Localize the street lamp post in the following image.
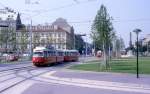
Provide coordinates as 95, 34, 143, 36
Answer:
133, 29, 142, 78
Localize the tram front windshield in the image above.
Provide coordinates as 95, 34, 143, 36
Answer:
33, 52, 43, 57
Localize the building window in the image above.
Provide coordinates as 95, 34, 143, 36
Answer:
58, 45, 61, 49
49, 33, 52, 37
58, 33, 61, 37
41, 33, 44, 37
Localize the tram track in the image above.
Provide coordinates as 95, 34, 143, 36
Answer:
0, 66, 34, 78
0, 60, 75, 93
0, 65, 33, 73
0, 70, 50, 93
0, 65, 51, 93
0, 66, 37, 83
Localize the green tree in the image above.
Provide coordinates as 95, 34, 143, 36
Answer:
19, 30, 28, 53
91, 24, 103, 52
0, 27, 16, 52
91, 4, 115, 69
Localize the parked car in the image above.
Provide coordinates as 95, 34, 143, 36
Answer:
96, 50, 102, 57
2, 53, 19, 61
0, 53, 2, 56
2, 53, 10, 57
6, 54, 19, 61
23, 53, 30, 57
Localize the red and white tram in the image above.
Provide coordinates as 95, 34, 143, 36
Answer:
32, 46, 79, 66
32, 46, 64, 66
64, 50, 79, 62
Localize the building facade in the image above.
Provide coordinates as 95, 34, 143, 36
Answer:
16, 18, 75, 53
142, 34, 150, 53
0, 16, 76, 53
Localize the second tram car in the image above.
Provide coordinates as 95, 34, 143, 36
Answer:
64, 50, 79, 62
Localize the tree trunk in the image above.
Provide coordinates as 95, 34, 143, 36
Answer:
105, 43, 110, 69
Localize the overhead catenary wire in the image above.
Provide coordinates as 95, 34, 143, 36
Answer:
31, 18, 150, 26
23, 0, 97, 20
1, 0, 150, 24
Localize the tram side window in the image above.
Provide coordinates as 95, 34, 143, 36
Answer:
50, 51, 54, 56
61, 52, 63, 56
71, 52, 74, 56
52, 51, 56, 56
73, 52, 76, 56
64, 52, 67, 56
58, 52, 60, 56
67, 52, 70, 56
44, 51, 48, 57
48, 51, 51, 56
58, 52, 61, 56
57, 52, 59, 56
59, 52, 63, 56
64, 52, 66, 56
51, 51, 54, 56
64, 51, 69, 56
33, 52, 43, 57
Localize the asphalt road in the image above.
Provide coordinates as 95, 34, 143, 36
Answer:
0, 59, 150, 94
22, 83, 144, 94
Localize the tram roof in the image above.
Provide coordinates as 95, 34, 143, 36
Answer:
33, 46, 54, 51
63, 49, 78, 52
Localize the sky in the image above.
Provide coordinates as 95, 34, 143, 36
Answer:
0, 0, 150, 47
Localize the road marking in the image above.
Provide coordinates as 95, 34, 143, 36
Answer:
39, 71, 150, 94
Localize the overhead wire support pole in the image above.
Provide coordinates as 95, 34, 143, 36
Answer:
53, 25, 57, 61
85, 34, 87, 56
29, 20, 32, 59
74, 33, 75, 49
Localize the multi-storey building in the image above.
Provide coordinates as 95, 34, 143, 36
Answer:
0, 14, 76, 53
16, 18, 75, 52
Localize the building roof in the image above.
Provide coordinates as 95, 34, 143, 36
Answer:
52, 18, 71, 27
52, 18, 72, 33
21, 25, 69, 33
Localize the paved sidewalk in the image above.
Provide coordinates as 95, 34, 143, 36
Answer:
40, 70, 150, 94
52, 69, 150, 86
